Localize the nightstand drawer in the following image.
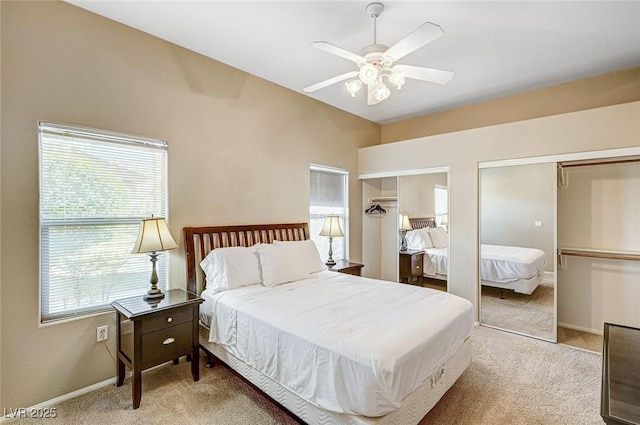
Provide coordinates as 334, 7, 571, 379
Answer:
411, 254, 423, 274
399, 250, 425, 284
141, 307, 192, 334
141, 322, 193, 367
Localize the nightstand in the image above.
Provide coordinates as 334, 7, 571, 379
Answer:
327, 260, 364, 276
112, 289, 203, 409
399, 250, 425, 284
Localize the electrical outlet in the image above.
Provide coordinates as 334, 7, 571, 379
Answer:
96, 325, 108, 342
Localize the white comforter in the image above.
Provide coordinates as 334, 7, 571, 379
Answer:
202, 271, 473, 417
480, 244, 547, 282
421, 244, 547, 283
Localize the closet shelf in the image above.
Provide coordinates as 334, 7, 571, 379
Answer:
367, 196, 397, 204
557, 248, 640, 262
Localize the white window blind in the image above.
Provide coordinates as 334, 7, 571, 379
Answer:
39, 122, 169, 322
310, 165, 349, 262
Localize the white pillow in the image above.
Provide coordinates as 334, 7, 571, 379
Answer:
257, 243, 309, 287
429, 227, 448, 249
405, 228, 433, 250
273, 239, 326, 273
199, 245, 262, 293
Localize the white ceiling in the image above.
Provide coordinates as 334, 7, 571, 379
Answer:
67, 1, 640, 124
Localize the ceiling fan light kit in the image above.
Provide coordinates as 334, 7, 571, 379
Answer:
346, 79, 363, 97
303, 2, 454, 106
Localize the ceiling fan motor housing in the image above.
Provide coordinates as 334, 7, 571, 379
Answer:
366, 2, 384, 18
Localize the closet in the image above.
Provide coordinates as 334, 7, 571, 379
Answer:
557, 157, 640, 350
362, 177, 398, 282
479, 151, 640, 348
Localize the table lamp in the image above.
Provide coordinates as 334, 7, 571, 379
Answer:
399, 214, 412, 251
131, 217, 178, 300
319, 215, 344, 266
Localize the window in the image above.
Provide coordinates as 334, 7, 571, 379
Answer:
435, 184, 448, 226
39, 122, 169, 323
309, 165, 349, 262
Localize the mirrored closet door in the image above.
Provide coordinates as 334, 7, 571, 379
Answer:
398, 172, 449, 291
479, 163, 557, 342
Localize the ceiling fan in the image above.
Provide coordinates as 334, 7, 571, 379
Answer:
303, 2, 454, 105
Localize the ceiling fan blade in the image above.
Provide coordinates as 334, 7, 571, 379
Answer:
392, 64, 454, 85
303, 71, 359, 93
384, 22, 444, 62
367, 83, 382, 106
311, 41, 366, 65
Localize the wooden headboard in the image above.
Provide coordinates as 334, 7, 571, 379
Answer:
409, 217, 437, 230
183, 223, 309, 294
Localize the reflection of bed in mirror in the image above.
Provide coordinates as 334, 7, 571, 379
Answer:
407, 217, 547, 295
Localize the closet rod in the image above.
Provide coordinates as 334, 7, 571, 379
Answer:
559, 158, 640, 168
558, 248, 640, 262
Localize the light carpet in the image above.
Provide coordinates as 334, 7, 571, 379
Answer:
481, 279, 555, 341
6, 326, 603, 425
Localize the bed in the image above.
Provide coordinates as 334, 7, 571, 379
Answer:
184, 222, 474, 425
407, 217, 547, 295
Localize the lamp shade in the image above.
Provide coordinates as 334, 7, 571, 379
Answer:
440, 213, 448, 225
319, 215, 344, 238
131, 217, 178, 254
399, 214, 413, 231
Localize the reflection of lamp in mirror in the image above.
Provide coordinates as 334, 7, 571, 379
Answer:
440, 213, 448, 231
319, 215, 344, 266
131, 217, 178, 301
399, 214, 413, 251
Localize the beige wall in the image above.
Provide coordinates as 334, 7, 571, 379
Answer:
382, 67, 640, 143
0, 1, 379, 408
398, 173, 448, 219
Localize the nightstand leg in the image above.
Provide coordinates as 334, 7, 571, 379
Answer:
132, 370, 142, 409
117, 358, 125, 386
191, 346, 199, 381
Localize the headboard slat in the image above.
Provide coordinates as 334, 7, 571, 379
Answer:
409, 217, 437, 230
183, 223, 310, 294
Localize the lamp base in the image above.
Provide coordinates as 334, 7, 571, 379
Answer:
325, 259, 336, 266
143, 290, 165, 301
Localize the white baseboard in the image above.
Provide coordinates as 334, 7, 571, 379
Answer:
558, 321, 603, 336
1, 377, 115, 422
0, 361, 179, 423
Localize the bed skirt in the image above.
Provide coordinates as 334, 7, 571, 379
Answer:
198, 325, 471, 425
480, 271, 545, 295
